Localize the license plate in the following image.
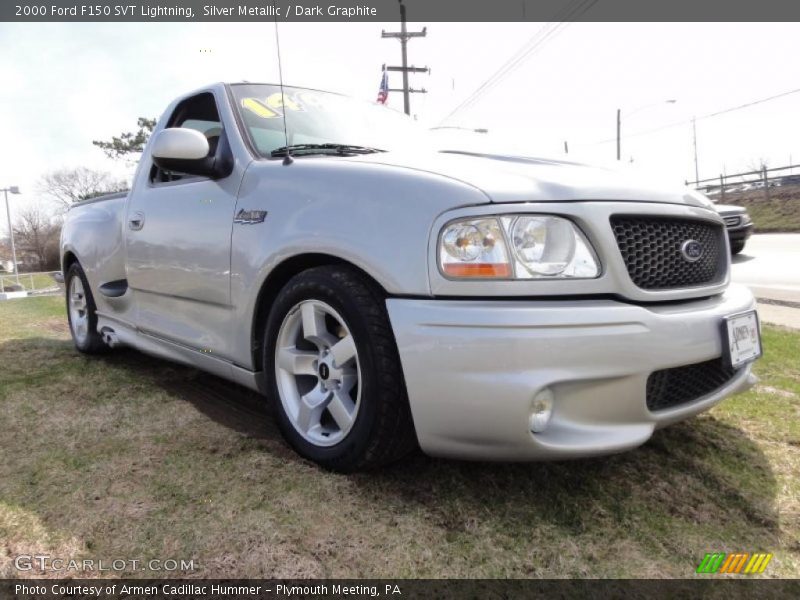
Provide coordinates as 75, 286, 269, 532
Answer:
722, 310, 762, 369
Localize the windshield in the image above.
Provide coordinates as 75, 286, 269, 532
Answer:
230, 83, 429, 157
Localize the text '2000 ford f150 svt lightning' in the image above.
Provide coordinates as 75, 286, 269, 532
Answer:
61, 82, 762, 471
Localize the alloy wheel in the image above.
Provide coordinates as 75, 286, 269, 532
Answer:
274, 300, 361, 446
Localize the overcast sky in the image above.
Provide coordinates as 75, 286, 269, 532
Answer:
1, 21, 800, 221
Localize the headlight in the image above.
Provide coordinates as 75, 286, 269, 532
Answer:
439, 215, 599, 280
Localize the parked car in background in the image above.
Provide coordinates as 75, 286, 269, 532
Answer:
713, 204, 754, 254
60, 82, 762, 471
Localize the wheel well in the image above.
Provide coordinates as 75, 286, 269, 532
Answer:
62, 251, 78, 273
251, 254, 387, 369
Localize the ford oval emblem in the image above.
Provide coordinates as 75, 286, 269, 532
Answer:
681, 239, 704, 262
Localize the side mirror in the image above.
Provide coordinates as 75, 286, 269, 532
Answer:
151, 128, 232, 179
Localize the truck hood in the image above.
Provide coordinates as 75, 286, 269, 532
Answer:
713, 203, 747, 215
346, 150, 713, 209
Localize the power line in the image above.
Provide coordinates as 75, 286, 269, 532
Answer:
705, 86, 800, 118
440, 5, 578, 122
440, 0, 599, 124
587, 85, 800, 146
438, 23, 558, 123
439, 22, 564, 122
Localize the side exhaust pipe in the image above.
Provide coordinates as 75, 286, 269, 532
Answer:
101, 328, 120, 348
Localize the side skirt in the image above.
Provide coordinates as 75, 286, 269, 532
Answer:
95, 314, 266, 394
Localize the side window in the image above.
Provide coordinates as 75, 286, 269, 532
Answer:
150, 93, 223, 184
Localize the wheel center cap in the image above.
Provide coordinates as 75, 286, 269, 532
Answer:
318, 363, 330, 380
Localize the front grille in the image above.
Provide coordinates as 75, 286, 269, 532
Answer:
610, 216, 726, 289
646, 357, 737, 412
723, 215, 742, 228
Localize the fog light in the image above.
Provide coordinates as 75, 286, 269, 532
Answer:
529, 388, 554, 433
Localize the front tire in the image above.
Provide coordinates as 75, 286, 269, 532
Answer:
65, 262, 108, 354
730, 240, 746, 255
264, 266, 416, 472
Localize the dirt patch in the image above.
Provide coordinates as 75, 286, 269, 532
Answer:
756, 385, 798, 399
41, 318, 70, 337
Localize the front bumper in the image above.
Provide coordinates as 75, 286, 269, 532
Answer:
386, 284, 758, 461
727, 223, 754, 242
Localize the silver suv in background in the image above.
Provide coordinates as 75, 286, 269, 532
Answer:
714, 204, 754, 254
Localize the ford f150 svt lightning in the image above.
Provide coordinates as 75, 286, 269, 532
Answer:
61, 83, 762, 471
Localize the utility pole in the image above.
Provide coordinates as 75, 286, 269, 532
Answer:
692, 117, 699, 184
616, 100, 676, 162
381, 0, 428, 115
1, 186, 21, 285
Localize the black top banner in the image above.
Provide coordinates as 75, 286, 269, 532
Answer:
4, 0, 800, 22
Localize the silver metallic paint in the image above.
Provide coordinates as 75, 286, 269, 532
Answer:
386, 284, 757, 460
227, 157, 489, 368
151, 127, 210, 160
60, 82, 758, 461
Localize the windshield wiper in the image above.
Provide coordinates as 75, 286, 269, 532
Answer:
270, 143, 385, 158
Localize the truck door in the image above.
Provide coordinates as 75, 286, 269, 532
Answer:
125, 91, 242, 360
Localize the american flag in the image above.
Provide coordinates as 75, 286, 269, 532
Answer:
377, 67, 389, 104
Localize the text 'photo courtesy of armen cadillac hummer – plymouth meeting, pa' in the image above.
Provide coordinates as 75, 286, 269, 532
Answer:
1, 0, 800, 597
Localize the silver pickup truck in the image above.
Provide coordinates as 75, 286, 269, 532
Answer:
61, 82, 762, 471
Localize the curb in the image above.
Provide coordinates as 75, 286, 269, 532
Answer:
756, 297, 800, 310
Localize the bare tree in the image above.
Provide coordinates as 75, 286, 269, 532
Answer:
0, 238, 12, 271
13, 204, 62, 271
38, 167, 127, 209
747, 157, 770, 173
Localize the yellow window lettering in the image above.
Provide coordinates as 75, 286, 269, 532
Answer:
266, 93, 303, 112
241, 98, 280, 119
296, 91, 325, 110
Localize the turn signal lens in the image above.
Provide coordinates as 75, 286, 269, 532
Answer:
443, 263, 512, 278
440, 218, 511, 279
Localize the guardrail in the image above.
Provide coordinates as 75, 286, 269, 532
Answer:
0, 271, 63, 296
686, 164, 800, 200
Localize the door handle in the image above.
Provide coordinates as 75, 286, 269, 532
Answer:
128, 211, 145, 231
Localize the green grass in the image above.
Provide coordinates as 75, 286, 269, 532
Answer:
747, 199, 800, 233
0, 296, 798, 578
721, 185, 800, 233
0, 295, 66, 339
0, 273, 60, 293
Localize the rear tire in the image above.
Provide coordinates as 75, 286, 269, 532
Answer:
264, 265, 417, 472
730, 240, 746, 255
65, 262, 108, 354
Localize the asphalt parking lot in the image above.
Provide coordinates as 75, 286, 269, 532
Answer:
730, 234, 800, 329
